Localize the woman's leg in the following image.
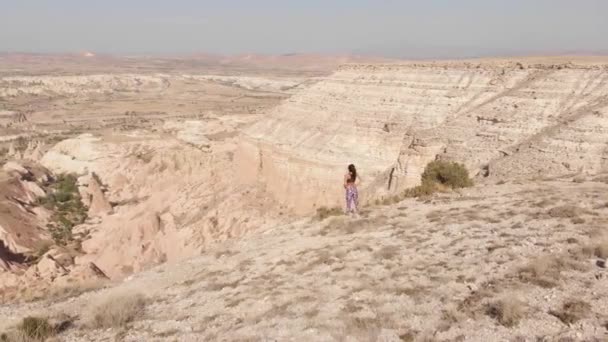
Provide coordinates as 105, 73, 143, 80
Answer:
352, 189, 359, 215
345, 188, 354, 214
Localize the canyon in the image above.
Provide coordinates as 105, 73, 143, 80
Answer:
1, 55, 608, 341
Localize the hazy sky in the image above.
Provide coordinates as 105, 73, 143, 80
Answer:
2, 0, 608, 58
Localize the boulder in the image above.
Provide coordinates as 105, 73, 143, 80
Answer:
2, 161, 29, 177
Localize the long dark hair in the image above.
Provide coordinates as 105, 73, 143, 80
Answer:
348, 164, 357, 182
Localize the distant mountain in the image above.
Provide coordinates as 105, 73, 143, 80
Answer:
0, 52, 395, 75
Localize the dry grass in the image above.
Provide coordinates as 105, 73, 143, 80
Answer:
486, 297, 526, 327
46, 282, 105, 303
155, 329, 180, 338
549, 300, 591, 325
571, 217, 585, 225
336, 311, 398, 341
426, 210, 442, 223
10, 280, 105, 305
582, 238, 608, 259
547, 205, 585, 218
373, 245, 400, 260
1, 316, 60, 342
517, 255, 584, 288
437, 307, 465, 332
316, 206, 343, 220
17, 317, 53, 341
86, 292, 147, 329
0, 331, 40, 342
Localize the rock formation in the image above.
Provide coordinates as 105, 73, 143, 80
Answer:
39, 121, 284, 279
237, 61, 608, 212
86, 174, 112, 217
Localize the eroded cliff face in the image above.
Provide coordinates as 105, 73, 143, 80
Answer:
237, 61, 608, 212
0, 74, 169, 97
37, 118, 285, 279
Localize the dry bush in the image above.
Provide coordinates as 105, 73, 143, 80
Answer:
595, 241, 608, 259
572, 175, 586, 183
18, 280, 106, 304
486, 297, 526, 327
422, 160, 473, 189
581, 238, 608, 259
0, 331, 39, 342
533, 199, 552, 208
547, 205, 584, 219
437, 307, 465, 332
47, 281, 106, 303
87, 292, 147, 329
549, 300, 591, 325
571, 217, 585, 225
426, 210, 443, 222
517, 254, 587, 288
316, 206, 343, 220
380, 195, 402, 206
19, 317, 54, 341
592, 175, 608, 184
402, 181, 439, 199
517, 257, 562, 288
402, 160, 473, 199
336, 311, 397, 342
373, 245, 400, 260
0, 317, 55, 342
319, 216, 374, 235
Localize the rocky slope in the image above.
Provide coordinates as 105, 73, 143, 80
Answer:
2, 177, 607, 341
237, 60, 608, 213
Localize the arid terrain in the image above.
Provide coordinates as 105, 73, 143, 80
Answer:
1, 54, 608, 341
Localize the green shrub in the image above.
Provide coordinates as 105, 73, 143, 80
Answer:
421, 160, 473, 189
19, 316, 55, 340
402, 160, 473, 199
38, 173, 87, 246
54, 192, 73, 203
56, 174, 79, 194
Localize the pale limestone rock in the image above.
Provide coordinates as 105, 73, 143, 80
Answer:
39, 129, 280, 280
87, 174, 112, 217
36, 255, 68, 279
7, 142, 15, 157
236, 61, 608, 212
2, 161, 29, 176
23, 180, 46, 198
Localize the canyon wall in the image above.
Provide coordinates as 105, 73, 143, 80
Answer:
237, 61, 608, 212
38, 120, 284, 279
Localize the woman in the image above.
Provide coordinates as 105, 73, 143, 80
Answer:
344, 164, 360, 216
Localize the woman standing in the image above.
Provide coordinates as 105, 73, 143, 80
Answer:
344, 164, 360, 216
